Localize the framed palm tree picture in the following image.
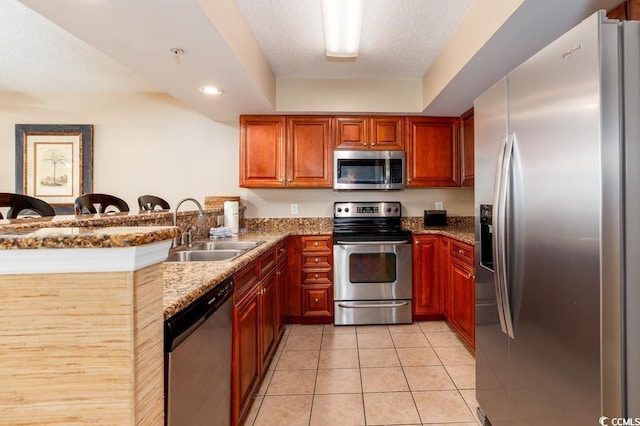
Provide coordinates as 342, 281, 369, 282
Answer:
15, 124, 93, 211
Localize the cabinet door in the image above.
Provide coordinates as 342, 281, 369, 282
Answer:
370, 116, 404, 150
334, 116, 369, 150
441, 238, 451, 318
232, 284, 260, 424
460, 108, 474, 187
276, 257, 287, 338
259, 270, 277, 371
449, 258, 475, 349
286, 116, 333, 187
286, 236, 303, 317
412, 235, 443, 318
406, 116, 460, 187
240, 115, 286, 187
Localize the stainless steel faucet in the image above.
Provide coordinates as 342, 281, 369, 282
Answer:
173, 197, 204, 248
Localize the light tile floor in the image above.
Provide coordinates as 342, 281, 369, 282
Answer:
242, 321, 481, 426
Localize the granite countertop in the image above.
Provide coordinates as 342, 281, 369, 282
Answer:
411, 227, 475, 245
162, 231, 289, 319
0, 226, 179, 249
163, 225, 474, 320
0, 215, 474, 320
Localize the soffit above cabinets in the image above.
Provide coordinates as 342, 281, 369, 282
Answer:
6, 0, 622, 121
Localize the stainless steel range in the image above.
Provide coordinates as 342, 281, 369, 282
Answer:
333, 201, 413, 325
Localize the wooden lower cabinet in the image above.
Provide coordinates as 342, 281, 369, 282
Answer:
412, 235, 443, 319
448, 258, 475, 349
232, 279, 260, 425
447, 240, 476, 349
232, 245, 284, 425
259, 269, 277, 368
413, 235, 476, 350
275, 241, 288, 338
286, 235, 333, 323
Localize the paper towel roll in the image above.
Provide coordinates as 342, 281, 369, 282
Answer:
224, 201, 239, 234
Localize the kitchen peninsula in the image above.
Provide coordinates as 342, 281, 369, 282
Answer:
0, 209, 474, 425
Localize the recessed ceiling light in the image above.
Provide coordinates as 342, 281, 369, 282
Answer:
200, 86, 224, 95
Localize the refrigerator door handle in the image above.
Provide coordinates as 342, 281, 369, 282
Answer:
492, 133, 516, 338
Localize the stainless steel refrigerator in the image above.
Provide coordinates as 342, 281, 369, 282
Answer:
474, 10, 639, 425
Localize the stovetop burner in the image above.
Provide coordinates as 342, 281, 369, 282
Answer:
333, 201, 412, 242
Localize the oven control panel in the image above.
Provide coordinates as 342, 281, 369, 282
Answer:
334, 202, 402, 218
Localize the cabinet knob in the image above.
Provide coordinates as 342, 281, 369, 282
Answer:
277, 271, 281, 275
314, 297, 319, 304
279, 248, 285, 253
458, 250, 465, 255
363, 142, 368, 146
287, 178, 293, 182
315, 274, 319, 279
279, 178, 284, 183
314, 242, 319, 247
371, 142, 376, 146
415, 240, 420, 245
314, 258, 319, 263
467, 272, 476, 279
407, 178, 412, 183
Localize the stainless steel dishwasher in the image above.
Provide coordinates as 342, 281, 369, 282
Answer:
164, 277, 234, 425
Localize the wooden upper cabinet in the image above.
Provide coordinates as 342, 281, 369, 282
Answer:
240, 115, 332, 188
608, 0, 640, 20
460, 108, 474, 187
240, 115, 286, 187
335, 116, 404, 150
286, 116, 333, 187
406, 116, 460, 187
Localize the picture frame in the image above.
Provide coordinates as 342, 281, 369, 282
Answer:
15, 124, 93, 213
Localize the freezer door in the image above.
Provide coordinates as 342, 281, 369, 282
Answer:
506, 11, 619, 424
474, 77, 509, 424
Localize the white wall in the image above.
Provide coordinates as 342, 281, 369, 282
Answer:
1, 92, 473, 217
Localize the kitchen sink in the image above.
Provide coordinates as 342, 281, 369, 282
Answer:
165, 249, 244, 262
189, 241, 264, 251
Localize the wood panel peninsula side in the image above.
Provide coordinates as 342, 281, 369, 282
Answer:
0, 226, 178, 425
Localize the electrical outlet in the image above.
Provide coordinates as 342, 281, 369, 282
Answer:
291, 203, 299, 215
435, 201, 444, 210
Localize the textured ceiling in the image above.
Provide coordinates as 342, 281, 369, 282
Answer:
4, 0, 625, 120
0, 0, 157, 92
236, 0, 474, 79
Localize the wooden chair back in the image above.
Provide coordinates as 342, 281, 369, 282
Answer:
74, 193, 130, 214
138, 195, 170, 212
0, 193, 56, 219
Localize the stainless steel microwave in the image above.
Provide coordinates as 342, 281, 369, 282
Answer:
333, 150, 406, 190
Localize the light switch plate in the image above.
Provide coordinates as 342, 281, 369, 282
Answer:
435, 201, 444, 210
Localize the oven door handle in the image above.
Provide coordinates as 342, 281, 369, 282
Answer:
337, 302, 410, 309
335, 240, 410, 245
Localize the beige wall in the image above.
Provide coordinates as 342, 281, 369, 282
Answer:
1, 92, 473, 217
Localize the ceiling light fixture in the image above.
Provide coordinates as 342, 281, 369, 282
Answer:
321, 0, 365, 58
199, 86, 224, 95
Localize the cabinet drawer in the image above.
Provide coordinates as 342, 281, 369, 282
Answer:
302, 253, 331, 269
234, 262, 259, 301
301, 236, 332, 252
258, 249, 277, 277
276, 241, 288, 264
302, 271, 332, 285
450, 240, 474, 265
302, 284, 332, 316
